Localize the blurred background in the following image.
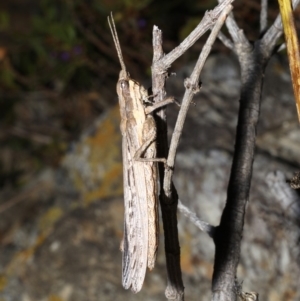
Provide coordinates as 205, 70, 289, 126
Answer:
0, 0, 300, 300
0, 0, 291, 192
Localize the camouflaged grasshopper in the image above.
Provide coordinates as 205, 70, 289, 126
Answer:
108, 14, 174, 293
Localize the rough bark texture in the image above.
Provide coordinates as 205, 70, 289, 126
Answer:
152, 27, 184, 300
211, 41, 270, 301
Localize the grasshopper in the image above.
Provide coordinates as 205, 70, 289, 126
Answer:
108, 14, 174, 293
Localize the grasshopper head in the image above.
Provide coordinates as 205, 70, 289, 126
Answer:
119, 70, 129, 81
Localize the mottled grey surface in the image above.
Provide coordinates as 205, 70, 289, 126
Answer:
0, 54, 300, 301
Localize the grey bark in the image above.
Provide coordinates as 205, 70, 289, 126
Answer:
211, 1, 300, 300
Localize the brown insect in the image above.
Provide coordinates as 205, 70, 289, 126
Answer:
108, 13, 173, 293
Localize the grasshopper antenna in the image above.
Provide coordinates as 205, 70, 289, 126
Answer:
108, 12, 127, 73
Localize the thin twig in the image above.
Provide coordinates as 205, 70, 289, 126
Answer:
260, 0, 268, 33
152, 4, 233, 301
229, 16, 250, 49
163, 5, 233, 198
153, 0, 234, 72
178, 200, 216, 238
217, 31, 234, 50
262, 0, 300, 50
218, 0, 248, 45
277, 43, 286, 52
152, 25, 184, 301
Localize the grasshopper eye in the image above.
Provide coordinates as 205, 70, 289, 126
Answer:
120, 80, 129, 90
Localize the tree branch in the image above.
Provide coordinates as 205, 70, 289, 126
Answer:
178, 200, 216, 238
153, 0, 234, 72
164, 5, 233, 198
260, 0, 268, 34
262, 0, 300, 50
151, 3, 233, 300
211, 3, 300, 301
152, 25, 184, 301
217, 31, 235, 51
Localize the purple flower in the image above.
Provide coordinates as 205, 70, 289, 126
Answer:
73, 45, 82, 56
138, 18, 146, 29
60, 51, 70, 61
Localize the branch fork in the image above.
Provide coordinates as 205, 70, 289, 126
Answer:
150, 0, 300, 300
